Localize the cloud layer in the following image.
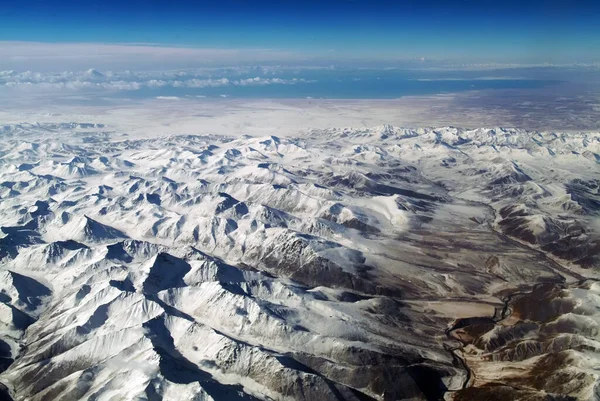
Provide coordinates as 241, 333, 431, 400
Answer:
0, 69, 314, 94
0, 42, 309, 71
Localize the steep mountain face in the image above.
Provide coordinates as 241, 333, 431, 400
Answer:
450, 281, 600, 401
0, 123, 598, 401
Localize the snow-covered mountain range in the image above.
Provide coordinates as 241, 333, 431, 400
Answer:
0, 123, 598, 401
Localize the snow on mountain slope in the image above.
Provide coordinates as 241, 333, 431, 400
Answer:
0, 123, 599, 401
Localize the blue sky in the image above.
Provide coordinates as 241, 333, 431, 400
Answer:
1, 0, 599, 65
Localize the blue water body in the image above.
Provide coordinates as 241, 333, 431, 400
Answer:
138, 79, 555, 99
115, 68, 562, 100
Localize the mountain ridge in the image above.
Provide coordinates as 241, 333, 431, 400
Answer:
0, 123, 598, 400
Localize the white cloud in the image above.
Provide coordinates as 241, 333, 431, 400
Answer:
0, 42, 307, 71
2, 41, 599, 73
0, 69, 314, 94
